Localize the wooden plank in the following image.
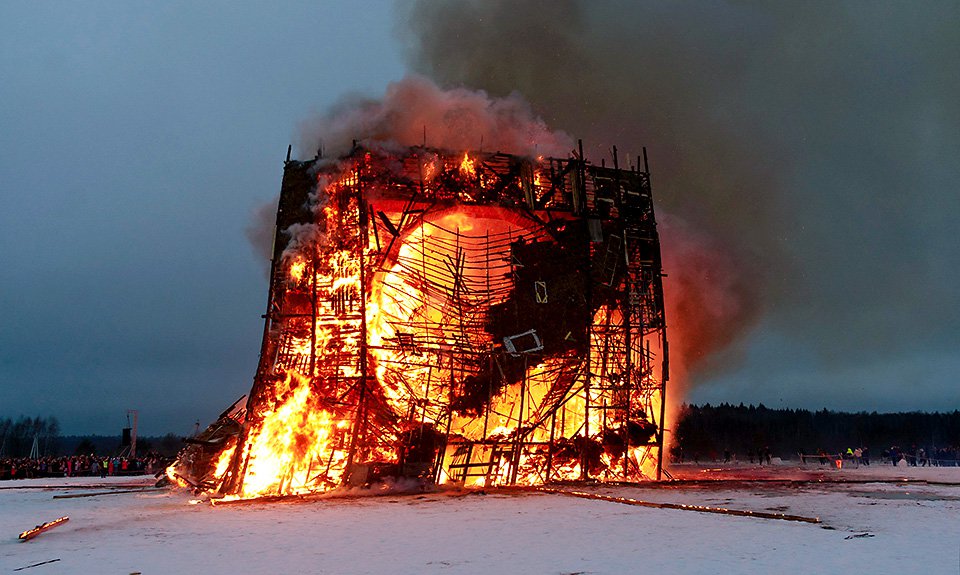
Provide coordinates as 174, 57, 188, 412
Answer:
13, 558, 61, 571
531, 487, 821, 524
18, 517, 69, 541
52, 488, 158, 499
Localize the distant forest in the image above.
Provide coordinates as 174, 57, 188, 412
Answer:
0, 416, 183, 458
672, 404, 960, 461
7, 407, 960, 462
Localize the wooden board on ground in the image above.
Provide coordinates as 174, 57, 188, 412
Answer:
19, 516, 69, 541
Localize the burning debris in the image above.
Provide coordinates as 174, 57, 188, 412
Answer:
18, 516, 69, 541
169, 142, 668, 500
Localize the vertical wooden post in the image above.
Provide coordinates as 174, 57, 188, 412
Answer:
580, 143, 593, 481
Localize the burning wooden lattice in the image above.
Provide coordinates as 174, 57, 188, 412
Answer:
168, 144, 668, 500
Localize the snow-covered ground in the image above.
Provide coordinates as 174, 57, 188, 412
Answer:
2, 466, 959, 574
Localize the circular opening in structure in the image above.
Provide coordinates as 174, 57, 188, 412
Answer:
367, 206, 572, 439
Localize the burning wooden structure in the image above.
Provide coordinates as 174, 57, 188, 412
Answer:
169, 143, 669, 499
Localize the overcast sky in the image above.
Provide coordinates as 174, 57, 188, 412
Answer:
1, 1, 957, 435
0, 1, 404, 435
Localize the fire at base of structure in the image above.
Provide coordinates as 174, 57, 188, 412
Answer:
169, 144, 669, 500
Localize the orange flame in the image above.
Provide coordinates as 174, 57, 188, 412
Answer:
459, 153, 476, 178
289, 260, 306, 283
230, 372, 349, 499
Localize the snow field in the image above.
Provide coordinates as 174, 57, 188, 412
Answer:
2, 468, 958, 574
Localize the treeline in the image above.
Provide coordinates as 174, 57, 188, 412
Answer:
0, 415, 185, 458
59, 434, 184, 457
0, 416, 61, 458
672, 403, 960, 460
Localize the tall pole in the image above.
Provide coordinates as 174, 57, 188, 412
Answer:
643, 148, 668, 482
579, 142, 592, 480
127, 409, 138, 459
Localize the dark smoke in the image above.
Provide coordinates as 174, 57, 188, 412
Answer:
397, 0, 960, 396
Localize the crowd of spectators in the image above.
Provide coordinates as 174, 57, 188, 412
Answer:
0, 453, 170, 480
675, 445, 960, 467
881, 445, 960, 467
796, 445, 960, 467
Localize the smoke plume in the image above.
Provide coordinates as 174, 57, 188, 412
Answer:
284, 74, 761, 389
297, 75, 573, 159
396, 0, 960, 399
289, 72, 756, 390
247, 76, 575, 267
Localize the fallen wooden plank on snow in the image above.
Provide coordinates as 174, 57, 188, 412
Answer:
18, 517, 69, 541
532, 487, 822, 524
52, 488, 159, 499
13, 559, 62, 571
13, 558, 62, 571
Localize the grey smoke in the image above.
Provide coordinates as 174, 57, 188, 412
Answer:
269, 75, 576, 268
397, 0, 960, 399
297, 75, 572, 159
246, 198, 281, 266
